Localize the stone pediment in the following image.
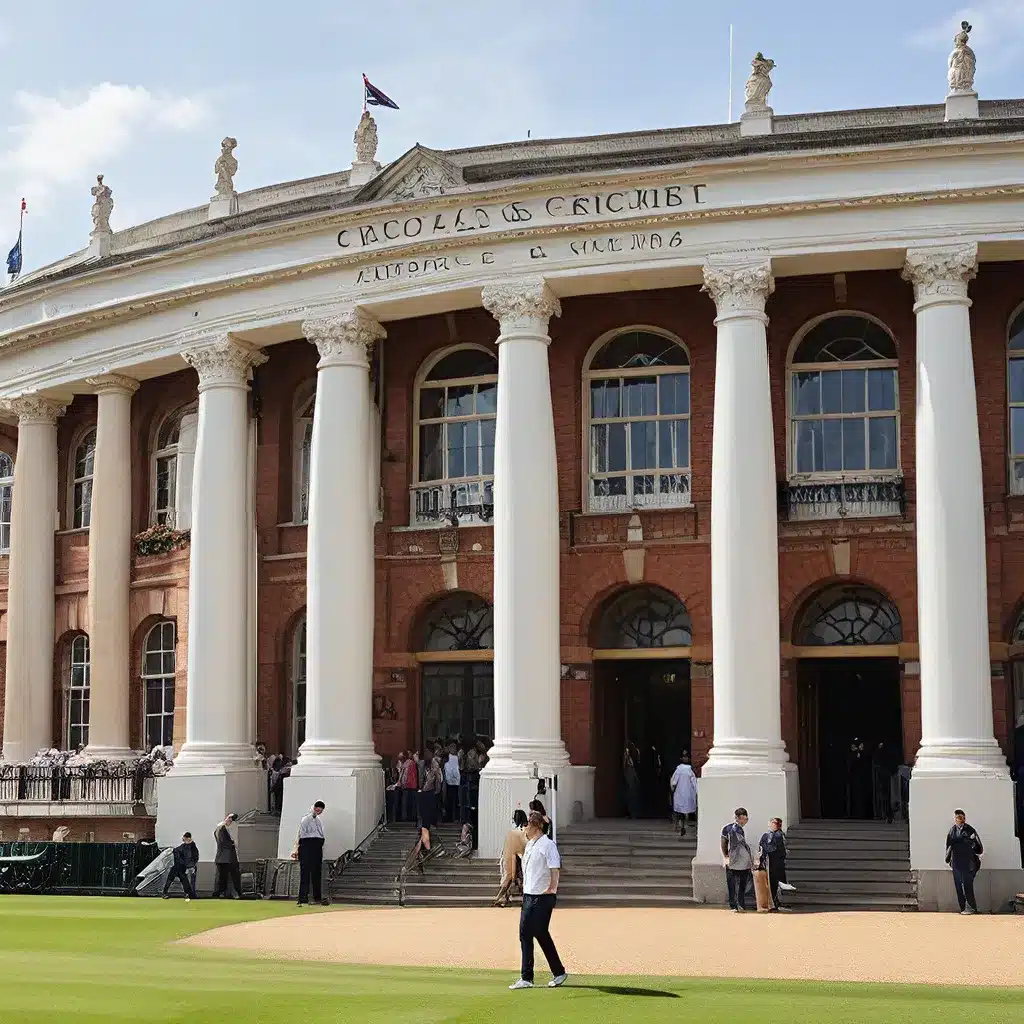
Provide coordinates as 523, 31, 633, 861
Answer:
353, 145, 464, 204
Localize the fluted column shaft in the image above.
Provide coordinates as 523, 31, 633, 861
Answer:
84, 375, 138, 758
481, 277, 569, 770
293, 308, 382, 770
174, 336, 265, 768
1, 396, 65, 761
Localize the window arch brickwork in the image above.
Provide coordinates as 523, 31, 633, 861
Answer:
593, 585, 693, 649
796, 585, 902, 646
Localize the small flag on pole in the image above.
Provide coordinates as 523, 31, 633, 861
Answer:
6, 198, 26, 279
363, 74, 399, 110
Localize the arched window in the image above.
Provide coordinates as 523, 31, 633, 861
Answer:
294, 391, 314, 524
152, 403, 198, 528
594, 585, 693, 649
422, 593, 494, 651
786, 314, 900, 520
796, 585, 902, 646
1007, 308, 1024, 494
71, 428, 96, 529
294, 616, 307, 754
584, 329, 691, 513
413, 346, 497, 525
68, 635, 90, 749
142, 621, 176, 750
0, 451, 13, 553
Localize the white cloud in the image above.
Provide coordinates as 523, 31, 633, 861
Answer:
912, 3, 1024, 71
0, 83, 209, 212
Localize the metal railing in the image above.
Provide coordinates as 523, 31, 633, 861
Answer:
0, 841, 159, 894
0, 763, 154, 804
778, 477, 905, 522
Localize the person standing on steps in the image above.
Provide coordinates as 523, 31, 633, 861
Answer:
294, 801, 329, 907
721, 807, 753, 912
669, 753, 697, 836
946, 808, 984, 914
509, 810, 568, 991
212, 813, 243, 899
758, 817, 791, 911
162, 831, 199, 901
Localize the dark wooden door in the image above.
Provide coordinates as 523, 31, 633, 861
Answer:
593, 664, 626, 817
797, 661, 821, 818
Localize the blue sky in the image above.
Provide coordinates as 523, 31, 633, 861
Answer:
1, 0, 1021, 273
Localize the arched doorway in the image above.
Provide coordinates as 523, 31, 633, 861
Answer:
591, 585, 692, 818
794, 584, 904, 819
416, 593, 494, 749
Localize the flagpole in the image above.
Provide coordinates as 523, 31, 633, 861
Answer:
728, 25, 734, 123
362, 74, 367, 114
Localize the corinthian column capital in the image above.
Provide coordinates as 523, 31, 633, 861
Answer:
481, 276, 561, 336
182, 334, 267, 390
701, 254, 775, 319
302, 306, 385, 369
85, 373, 139, 396
902, 243, 978, 306
0, 394, 67, 425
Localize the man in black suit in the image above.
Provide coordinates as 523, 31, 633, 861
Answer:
162, 831, 199, 900
212, 813, 243, 898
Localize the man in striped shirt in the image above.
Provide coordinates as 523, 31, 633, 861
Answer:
294, 801, 328, 906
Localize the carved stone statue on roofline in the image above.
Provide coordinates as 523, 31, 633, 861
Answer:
947, 21, 976, 93
90, 174, 113, 236
354, 110, 379, 166
214, 137, 238, 197
744, 52, 776, 111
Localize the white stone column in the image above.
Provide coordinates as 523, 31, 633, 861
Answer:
156, 335, 267, 853
278, 307, 385, 859
693, 254, 797, 902
0, 395, 64, 762
476, 277, 577, 857
83, 375, 138, 759
903, 243, 1022, 909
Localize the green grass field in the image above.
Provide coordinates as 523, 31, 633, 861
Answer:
0, 897, 1018, 1023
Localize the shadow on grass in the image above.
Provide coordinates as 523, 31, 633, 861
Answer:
571, 985, 680, 998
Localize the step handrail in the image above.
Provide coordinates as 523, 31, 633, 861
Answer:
329, 783, 389, 884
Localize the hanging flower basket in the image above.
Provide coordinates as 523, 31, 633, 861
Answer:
134, 524, 190, 556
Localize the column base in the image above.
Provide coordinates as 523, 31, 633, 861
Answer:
155, 764, 265, 852
277, 766, 384, 860
916, 867, 1024, 913
80, 746, 137, 761
291, 741, 380, 772
172, 741, 260, 772
692, 764, 799, 905
909, 771, 1021, 874
477, 761, 593, 858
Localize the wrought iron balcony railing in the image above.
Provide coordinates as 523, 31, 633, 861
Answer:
411, 480, 494, 527
0, 763, 154, 804
778, 477, 906, 522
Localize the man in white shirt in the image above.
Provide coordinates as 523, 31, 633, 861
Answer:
293, 800, 328, 907
509, 810, 568, 990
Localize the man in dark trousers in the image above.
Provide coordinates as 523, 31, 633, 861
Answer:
212, 813, 243, 899
721, 807, 753, 911
162, 831, 199, 901
946, 808, 984, 914
294, 801, 328, 907
509, 810, 567, 990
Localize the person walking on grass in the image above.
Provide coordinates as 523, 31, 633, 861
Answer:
721, 807, 753, 912
212, 813, 243, 899
162, 831, 198, 901
946, 808, 984, 914
509, 810, 568, 991
293, 801, 329, 907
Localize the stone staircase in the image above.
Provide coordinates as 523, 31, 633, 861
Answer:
783, 819, 916, 911
330, 819, 696, 907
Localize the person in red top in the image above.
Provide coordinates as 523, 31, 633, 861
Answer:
401, 749, 419, 821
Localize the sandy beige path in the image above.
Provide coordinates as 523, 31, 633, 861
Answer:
182, 906, 1024, 986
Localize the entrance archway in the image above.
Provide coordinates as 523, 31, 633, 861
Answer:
794, 584, 904, 819
416, 593, 494, 749
591, 586, 692, 818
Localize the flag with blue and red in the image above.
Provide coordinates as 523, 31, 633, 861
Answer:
363, 74, 399, 110
6, 198, 25, 278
